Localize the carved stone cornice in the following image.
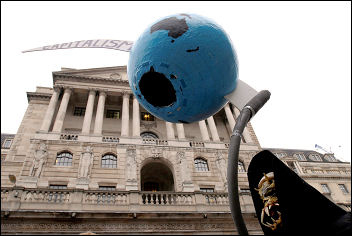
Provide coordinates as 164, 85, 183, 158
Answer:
53, 74, 129, 85
26, 92, 52, 102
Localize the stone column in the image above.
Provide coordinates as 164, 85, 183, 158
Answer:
198, 120, 210, 141
207, 116, 220, 141
233, 106, 253, 143
81, 90, 96, 134
132, 96, 140, 137
93, 91, 106, 135
293, 161, 303, 174
121, 93, 130, 137
176, 123, 185, 140
40, 87, 60, 132
52, 88, 72, 133
165, 122, 175, 140
224, 103, 236, 130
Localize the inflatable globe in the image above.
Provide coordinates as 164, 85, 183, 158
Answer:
128, 13, 238, 123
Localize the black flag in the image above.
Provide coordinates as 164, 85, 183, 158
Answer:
247, 150, 351, 235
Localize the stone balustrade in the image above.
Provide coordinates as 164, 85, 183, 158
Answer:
1, 189, 10, 202
142, 139, 168, 146
140, 192, 195, 205
1, 188, 240, 213
22, 189, 70, 203
102, 136, 120, 143
60, 133, 78, 141
190, 141, 205, 148
203, 192, 229, 205
83, 191, 128, 205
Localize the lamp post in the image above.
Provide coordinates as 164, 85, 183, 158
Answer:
227, 90, 271, 235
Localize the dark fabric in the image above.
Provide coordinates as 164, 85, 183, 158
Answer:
247, 150, 350, 235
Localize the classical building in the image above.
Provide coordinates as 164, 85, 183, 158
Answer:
1, 66, 350, 234
265, 148, 351, 212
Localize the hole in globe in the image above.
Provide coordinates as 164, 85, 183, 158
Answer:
139, 70, 176, 107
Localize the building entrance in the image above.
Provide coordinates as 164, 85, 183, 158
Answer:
141, 161, 174, 191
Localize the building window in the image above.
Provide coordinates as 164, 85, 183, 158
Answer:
106, 109, 120, 119
294, 153, 306, 161
101, 154, 117, 168
321, 184, 331, 194
194, 158, 209, 171
2, 139, 13, 149
73, 107, 86, 116
238, 161, 246, 172
141, 132, 158, 139
141, 112, 155, 121
338, 184, 349, 194
99, 186, 116, 191
324, 155, 337, 162
55, 152, 73, 166
309, 154, 322, 161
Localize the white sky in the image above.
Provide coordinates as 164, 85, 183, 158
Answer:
1, 1, 351, 162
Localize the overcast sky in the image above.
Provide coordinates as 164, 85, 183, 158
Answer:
1, 1, 351, 162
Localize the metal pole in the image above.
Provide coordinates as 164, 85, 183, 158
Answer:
227, 90, 271, 235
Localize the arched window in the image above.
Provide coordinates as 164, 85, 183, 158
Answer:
194, 157, 209, 171
101, 154, 117, 168
238, 161, 245, 172
141, 132, 158, 139
56, 152, 73, 166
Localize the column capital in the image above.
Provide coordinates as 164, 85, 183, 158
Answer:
98, 90, 107, 97
87, 89, 97, 96
87, 87, 97, 92
53, 86, 62, 93
122, 92, 131, 98
63, 87, 72, 95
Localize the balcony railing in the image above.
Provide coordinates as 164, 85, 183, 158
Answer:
142, 138, 168, 146
60, 133, 78, 141
190, 141, 204, 148
102, 136, 120, 143
0, 187, 251, 214
140, 192, 194, 205
83, 191, 128, 205
22, 189, 70, 203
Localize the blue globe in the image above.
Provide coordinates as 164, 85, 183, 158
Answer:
128, 13, 238, 123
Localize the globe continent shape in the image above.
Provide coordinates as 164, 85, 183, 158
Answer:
128, 13, 238, 123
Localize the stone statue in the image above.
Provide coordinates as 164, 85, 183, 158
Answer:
126, 148, 137, 182
216, 152, 227, 185
29, 143, 48, 177
177, 151, 191, 183
78, 146, 94, 178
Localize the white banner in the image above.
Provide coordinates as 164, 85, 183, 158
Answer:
22, 39, 134, 53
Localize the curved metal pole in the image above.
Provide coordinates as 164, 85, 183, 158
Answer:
227, 90, 271, 235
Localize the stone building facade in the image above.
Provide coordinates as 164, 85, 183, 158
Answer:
1, 66, 350, 234
266, 148, 351, 212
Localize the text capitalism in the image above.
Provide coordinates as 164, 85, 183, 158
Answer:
22, 39, 134, 53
